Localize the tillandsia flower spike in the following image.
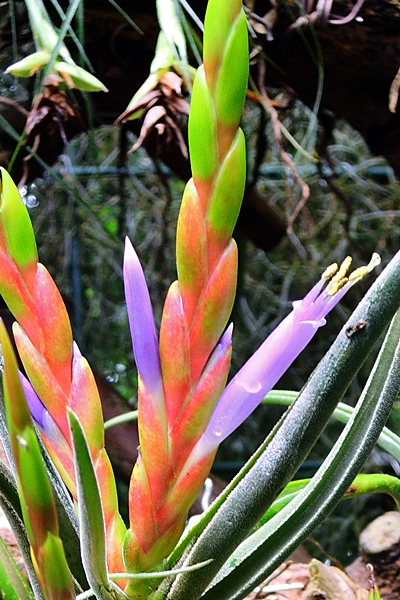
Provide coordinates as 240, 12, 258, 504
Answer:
122, 0, 248, 587
0, 167, 127, 580
187, 253, 382, 463
0, 321, 76, 600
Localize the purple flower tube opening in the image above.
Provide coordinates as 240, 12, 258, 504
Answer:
123, 237, 164, 400
192, 253, 381, 460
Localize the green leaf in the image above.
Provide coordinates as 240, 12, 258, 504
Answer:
206, 129, 246, 242
0, 536, 34, 600
257, 473, 400, 528
6, 51, 51, 76
156, 0, 187, 66
0, 455, 46, 600
0, 382, 85, 590
164, 249, 400, 600
0, 492, 46, 600
55, 62, 108, 92
36, 435, 87, 589
68, 411, 125, 600
109, 560, 213, 581
203, 0, 242, 91
263, 390, 400, 463
214, 10, 248, 129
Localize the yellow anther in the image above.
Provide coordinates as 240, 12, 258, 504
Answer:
331, 256, 352, 284
322, 263, 338, 280
348, 253, 381, 282
323, 253, 380, 297
348, 266, 370, 281
328, 276, 349, 296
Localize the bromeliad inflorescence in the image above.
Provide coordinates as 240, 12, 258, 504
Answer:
0, 0, 383, 598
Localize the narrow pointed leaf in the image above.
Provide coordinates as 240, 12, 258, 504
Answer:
0, 492, 46, 600
257, 473, 400, 529
263, 391, 400, 463
200, 307, 400, 600
68, 410, 121, 600
0, 536, 34, 600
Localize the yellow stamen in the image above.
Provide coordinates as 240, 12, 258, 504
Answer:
325, 253, 381, 296
324, 256, 352, 296
331, 256, 352, 285
328, 276, 349, 296
322, 263, 338, 280
348, 252, 381, 281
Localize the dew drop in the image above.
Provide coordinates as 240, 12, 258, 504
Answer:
239, 380, 262, 394
26, 194, 39, 208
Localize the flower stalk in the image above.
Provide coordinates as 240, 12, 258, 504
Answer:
122, 0, 248, 584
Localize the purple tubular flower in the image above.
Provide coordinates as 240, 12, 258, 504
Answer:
123, 237, 164, 400
19, 371, 46, 428
18, 371, 69, 452
194, 253, 381, 457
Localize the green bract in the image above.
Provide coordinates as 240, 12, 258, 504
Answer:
188, 67, 218, 182
0, 168, 38, 272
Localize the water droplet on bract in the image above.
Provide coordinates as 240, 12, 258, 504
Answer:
26, 194, 39, 208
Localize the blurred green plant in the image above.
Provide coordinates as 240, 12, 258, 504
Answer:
6, 0, 106, 92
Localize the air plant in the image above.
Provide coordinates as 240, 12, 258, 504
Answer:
6, 0, 107, 92
0, 1, 399, 599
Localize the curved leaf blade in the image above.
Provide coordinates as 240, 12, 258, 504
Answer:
200, 307, 400, 600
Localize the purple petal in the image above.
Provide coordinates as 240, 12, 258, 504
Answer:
200, 310, 317, 453
18, 372, 69, 451
19, 371, 46, 428
196, 253, 381, 456
123, 237, 164, 399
